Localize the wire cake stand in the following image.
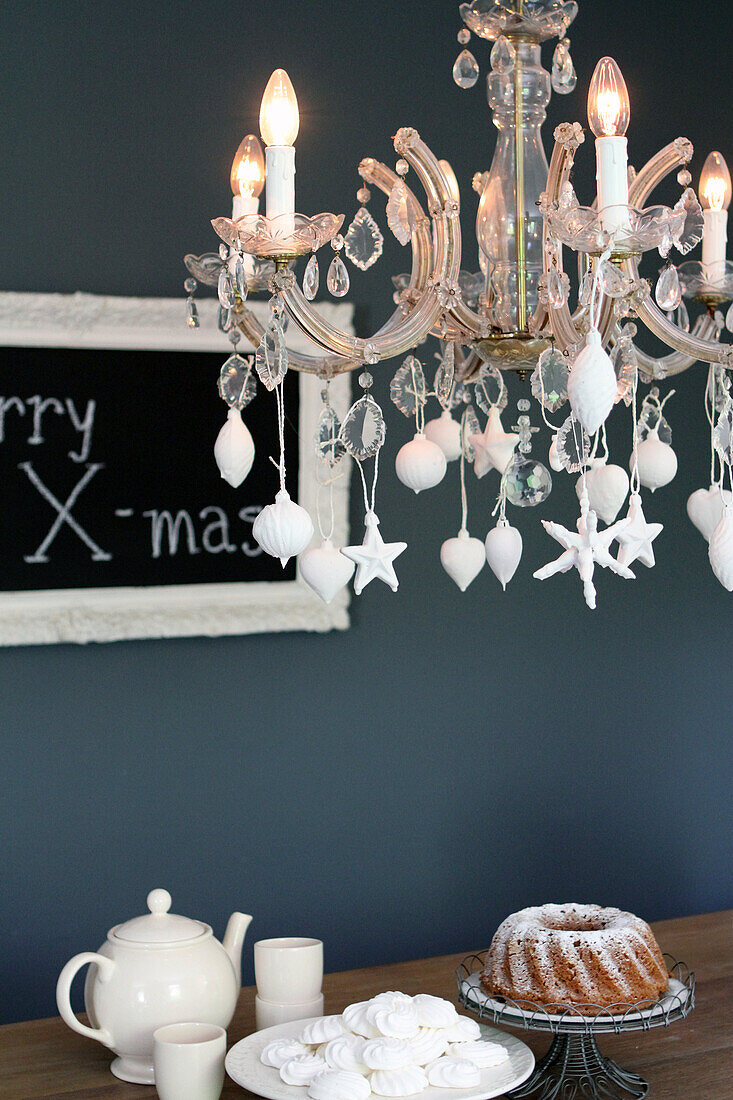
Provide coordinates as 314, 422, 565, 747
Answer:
456, 953, 694, 1100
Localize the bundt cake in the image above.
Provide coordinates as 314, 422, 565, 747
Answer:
481, 903, 669, 1011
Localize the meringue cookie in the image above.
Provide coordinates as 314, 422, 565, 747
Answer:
450, 1039, 510, 1068
362, 1036, 413, 1071
370, 1066, 428, 1097
427, 1056, 481, 1089
440, 1016, 481, 1042
279, 1053, 329, 1086
324, 1034, 369, 1074
307, 1069, 372, 1100
260, 1038, 310, 1068
343, 1000, 380, 1038
372, 1001, 420, 1040
300, 1016, 346, 1045
413, 994, 459, 1029
409, 1028, 448, 1066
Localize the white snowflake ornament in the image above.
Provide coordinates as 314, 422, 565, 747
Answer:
299, 539, 355, 604
341, 510, 407, 594
440, 529, 485, 591
214, 408, 255, 488
615, 492, 663, 569
395, 432, 447, 493
709, 506, 733, 591
469, 406, 519, 478
484, 518, 522, 590
567, 330, 617, 436
253, 489, 314, 566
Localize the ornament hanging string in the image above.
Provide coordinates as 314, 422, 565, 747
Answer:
355, 449, 381, 517
630, 368, 641, 493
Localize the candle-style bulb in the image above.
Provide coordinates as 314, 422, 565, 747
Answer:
259, 69, 299, 147
588, 57, 630, 138
438, 159, 460, 206
700, 151, 732, 212
230, 134, 265, 198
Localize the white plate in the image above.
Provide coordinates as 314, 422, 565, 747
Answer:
226, 1017, 535, 1100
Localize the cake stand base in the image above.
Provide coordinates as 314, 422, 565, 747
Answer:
509, 1034, 647, 1100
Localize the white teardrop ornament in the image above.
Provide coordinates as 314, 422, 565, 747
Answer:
299, 538, 355, 604
440, 529, 485, 591
630, 429, 677, 492
484, 518, 523, 590
709, 507, 733, 591
253, 489, 314, 566
548, 434, 563, 472
395, 432, 447, 493
214, 408, 255, 488
424, 410, 462, 461
576, 459, 629, 524
567, 331, 617, 436
687, 485, 733, 542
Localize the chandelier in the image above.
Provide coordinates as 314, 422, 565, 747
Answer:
183, 0, 733, 610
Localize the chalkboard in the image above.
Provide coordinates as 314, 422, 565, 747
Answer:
0, 293, 352, 645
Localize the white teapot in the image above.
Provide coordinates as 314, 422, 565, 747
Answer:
56, 889, 252, 1084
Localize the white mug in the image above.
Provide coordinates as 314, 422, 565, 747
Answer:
254, 937, 323, 1004
255, 993, 325, 1031
153, 1022, 226, 1100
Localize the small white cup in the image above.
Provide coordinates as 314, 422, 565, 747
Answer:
254, 937, 323, 1004
153, 1022, 226, 1100
255, 992, 325, 1031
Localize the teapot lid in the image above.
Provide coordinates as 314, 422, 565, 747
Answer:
113, 889, 207, 944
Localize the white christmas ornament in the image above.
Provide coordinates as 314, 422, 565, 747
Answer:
253, 489, 314, 566
709, 506, 733, 591
214, 408, 255, 488
548, 434, 563, 472
484, 518, 522, 590
615, 492, 663, 569
395, 432, 447, 493
424, 410, 462, 461
630, 428, 678, 492
469, 406, 519, 478
440, 528, 485, 591
299, 538, 355, 604
686, 485, 732, 542
341, 510, 407, 594
567, 330, 617, 436
576, 458, 629, 524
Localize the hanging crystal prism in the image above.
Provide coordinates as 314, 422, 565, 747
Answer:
315, 405, 346, 468
233, 256, 248, 301
638, 390, 672, 444
667, 299, 690, 332
255, 318, 288, 391
386, 181, 415, 246
390, 355, 426, 417
340, 394, 386, 460
579, 269, 594, 309
599, 259, 630, 298
713, 398, 733, 466
556, 415, 591, 473
474, 364, 508, 415
611, 325, 638, 407
671, 188, 705, 255
461, 405, 480, 462
504, 453, 552, 507
303, 253, 319, 300
326, 255, 350, 297
547, 267, 567, 310
656, 264, 682, 311
185, 297, 199, 329
217, 305, 232, 332
344, 207, 384, 270
530, 347, 569, 412
551, 38, 575, 93
218, 354, 256, 409
434, 344, 455, 409
490, 35, 515, 74
218, 268, 236, 309
452, 48, 479, 88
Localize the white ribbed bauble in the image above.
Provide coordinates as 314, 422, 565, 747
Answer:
567, 331, 617, 435
440, 529, 485, 591
577, 459, 629, 524
214, 408, 255, 488
299, 538, 355, 604
709, 507, 733, 591
253, 489, 314, 566
687, 485, 732, 542
630, 429, 678, 492
424, 410, 462, 461
484, 518, 523, 590
395, 432, 447, 493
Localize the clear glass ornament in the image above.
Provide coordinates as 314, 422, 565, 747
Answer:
303, 253, 319, 300
233, 256, 248, 301
490, 35, 515, 74
356, 186, 371, 204
218, 354, 256, 409
359, 370, 373, 389
461, 405, 480, 462
452, 48, 479, 88
390, 355, 426, 417
340, 395, 386, 460
434, 344, 455, 409
531, 347, 569, 412
504, 453, 552, 506
331, 233, 345, 251
183, 277, 197, 294
315, 405, 346, 467
677, 169, 692, 187
474, 363, 508, 414
344, 207, 384, 270
218, 243, 229, 261
512, 414, 540, 455
218, 268, 236, 309
185, 297, 199, 329
327, 254, 350, 297
395, 159, 409, 177
713, 398, 733, 466
386, 180, 415, 245
255, 318, 288, 391
556, 415, 590, 472
655, 264, 682, 311
457, 27, 470, 44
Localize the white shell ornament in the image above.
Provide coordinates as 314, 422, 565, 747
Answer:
484, 518, 523, 590
424, 410, 462, 461
709, 507, 733, 591
395, 432, 447, 493
577, 459, 629, 524
253, 489, 314, 566
687, 485, 732, 542
299, 539, 355, 604
567, 331, 617, 436
440, 529, 485, 591
214, 408, 255, 488
630, 429, 678, 492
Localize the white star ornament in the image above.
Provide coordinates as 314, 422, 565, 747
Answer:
340, 510, 407, 594
469, 406, 519, 478
615, 492, 663, 569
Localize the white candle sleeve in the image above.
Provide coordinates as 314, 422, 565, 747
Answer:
702, 209, 728, 282
232, 194, 259, 220
265, 146, 296, 220
595, 136, 629, 235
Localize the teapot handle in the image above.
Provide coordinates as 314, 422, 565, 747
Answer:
56, 952, 115, 1047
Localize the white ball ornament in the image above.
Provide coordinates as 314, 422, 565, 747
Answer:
395, 431, 447, 493
484, 518, 523, 590
576, 459, 629, 524
630, 428, 677, 492
687, 485, 732, 542
299, 538, 355, 604
440, 528, 485, 591
253, 489, 314, 566
567, 330, 617, 436
709, 506, 733, 591
424, 410, 462, 461
214, 408, 255, 488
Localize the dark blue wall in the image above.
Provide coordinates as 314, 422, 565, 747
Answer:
2, 0, 732, 1025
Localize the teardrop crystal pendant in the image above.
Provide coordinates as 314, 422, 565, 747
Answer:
340, 394, 386, 460
599, 259, 630, 298
185, 297, 199, 329
344, 207, 384, 270
461, 405, 480, 463
452, 48, 479, 89
218, 354, 257, 409
434, 344, 455, 409
327, 255, 350, 297
490, 35, 515, 75
315, 405, 346, 467
656, 264, 682, 311
303, 253, 319, 300
547, 267, 567, 310
255, 318, 288, 391
233, 257, 248, 301
530, 347, 569, 413
551, 38, 576, 93
218, 268, 236, 309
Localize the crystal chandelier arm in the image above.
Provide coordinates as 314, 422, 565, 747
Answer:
630, 313, 721, 382
358, 157, 433, 294
232, 302, 358, 376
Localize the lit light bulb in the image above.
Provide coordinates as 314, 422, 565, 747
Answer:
700, 151, 732, 212
259, 69, 299, 147
438, 159, 460, 206
230, 134, 265, 199
588, 57, 630, 138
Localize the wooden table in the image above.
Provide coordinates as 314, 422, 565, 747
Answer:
1, 911, 730, 1099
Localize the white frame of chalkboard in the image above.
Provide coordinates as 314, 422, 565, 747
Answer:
0, 292, 353, 645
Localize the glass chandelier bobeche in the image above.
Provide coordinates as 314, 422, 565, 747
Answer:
184, 0, 733, 609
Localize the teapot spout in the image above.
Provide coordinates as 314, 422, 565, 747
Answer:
223, 912, 252, 989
